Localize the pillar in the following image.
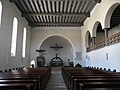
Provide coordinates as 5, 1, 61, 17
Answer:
92, 37, 96, 45
104, 28, 109, 45
91, 37, 96, 50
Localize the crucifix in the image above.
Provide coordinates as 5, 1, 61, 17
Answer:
50, 44, 63, 66
50, 44, 63, 57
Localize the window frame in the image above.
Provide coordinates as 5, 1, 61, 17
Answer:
22, 27, 27, 58
0, 1, 2, 25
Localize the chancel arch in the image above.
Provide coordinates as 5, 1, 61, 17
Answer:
39, 35, 75, 66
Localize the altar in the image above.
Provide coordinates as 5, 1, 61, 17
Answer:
50, 53, 63, 67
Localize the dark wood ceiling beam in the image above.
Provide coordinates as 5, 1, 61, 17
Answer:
46, 0, 101, 3
10, 0, 101, 3
29, 22, 83, 26
93, 0, 101, 3
22, 12, 90, 17
9, 0, 19, 3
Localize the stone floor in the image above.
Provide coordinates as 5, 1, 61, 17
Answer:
45, 67, 67, 90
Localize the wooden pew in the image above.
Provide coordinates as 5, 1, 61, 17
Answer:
70, 74, 120, 90
0, 83, 33, 90
0, 79, 38, 90
78, 82, 120, 90
62, 67, 107, 89
0, 74, 41, 90
0, 67, 51, 90
61, 67, 120, 90
74, 77, 120, 90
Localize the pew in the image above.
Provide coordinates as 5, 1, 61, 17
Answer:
61, 67, 120, 90
74, 78, 120, 90
78, 82, 120, 90
0, 73, 42, 90
0, 79, 38, 90
0, 67, 51, 90
70, 74, 120, 90
62, 67, 107, 89
0, 83, 33, 90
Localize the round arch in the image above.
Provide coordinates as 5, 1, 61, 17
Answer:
38, 34, 75, 51
104, 3, 120, 28
85, 31, 92, 48
38, 34, 76, 65
92, 21, 103, 37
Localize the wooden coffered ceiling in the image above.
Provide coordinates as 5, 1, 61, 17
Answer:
10, 0, 101, 27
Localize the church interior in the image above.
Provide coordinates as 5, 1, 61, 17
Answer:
0, 0, 120, 90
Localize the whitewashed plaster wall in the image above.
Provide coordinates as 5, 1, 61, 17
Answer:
30, 27, 82, 66
86, 43, 120, 72
81, 0, 120, 70
0, 0, 31, 71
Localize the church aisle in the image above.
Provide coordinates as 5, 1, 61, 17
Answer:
45, 67, 67, 90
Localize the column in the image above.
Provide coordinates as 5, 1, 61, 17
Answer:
91, 37, 96, 50
92, 37, 96, 45
104, 28, 109, 45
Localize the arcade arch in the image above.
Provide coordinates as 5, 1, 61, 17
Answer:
87, 3, 120, 52
85, 31, 92, 48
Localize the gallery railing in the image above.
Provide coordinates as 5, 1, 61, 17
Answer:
87, 32, 120, 52
107, 32, 120, 45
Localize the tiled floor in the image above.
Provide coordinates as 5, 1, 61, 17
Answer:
45, 67, 67, 90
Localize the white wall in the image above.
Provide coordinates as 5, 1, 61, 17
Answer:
0, 0, 31, 71
86, 43, 120, 72
30, 27, 82, 66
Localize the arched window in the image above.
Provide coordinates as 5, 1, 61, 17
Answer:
0, 1, 2, 25
22, 27, 27, 58
11, 17, 18, 56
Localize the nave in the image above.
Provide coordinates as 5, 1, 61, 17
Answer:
1, 66, 120, 90
45, 67, 67, 90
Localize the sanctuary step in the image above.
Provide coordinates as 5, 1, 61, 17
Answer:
45, 67, 67, 90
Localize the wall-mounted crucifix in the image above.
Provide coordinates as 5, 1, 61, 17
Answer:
50, 44, 63, 51
50, 44, 63, 66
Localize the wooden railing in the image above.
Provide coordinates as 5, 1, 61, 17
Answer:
94, 41, 105, 50
107, 32, 120, 45
87, 46, 93, 52
87, 32, 120, 52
